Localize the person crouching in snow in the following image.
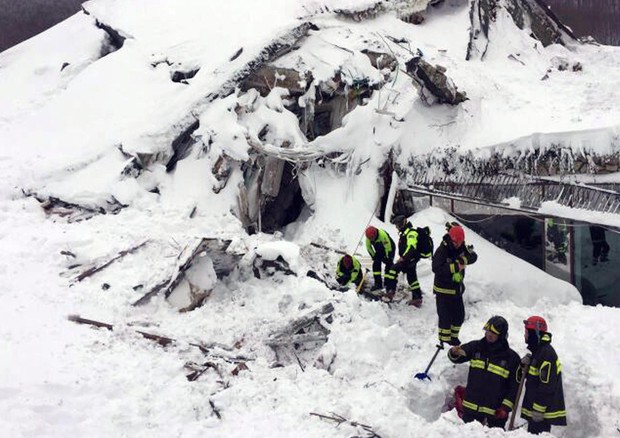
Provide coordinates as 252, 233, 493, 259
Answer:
432, 222, 477, 346
520, 316, 567, 435
364, 226, 397, 295
448, 316, 521, 429
335, 254, 364, 291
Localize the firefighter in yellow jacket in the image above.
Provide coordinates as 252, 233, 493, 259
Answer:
364, 226, 397, 293
335, 254, 363, 290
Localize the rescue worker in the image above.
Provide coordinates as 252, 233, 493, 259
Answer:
448, 316, 521, 429
392, 215, 430, 307
335, 254, 363, 290
432, 222, 477, 345
364, 226, 397, 293
589, 225, 610, 266
520, 316, 566, 435
546, 219, 568, 265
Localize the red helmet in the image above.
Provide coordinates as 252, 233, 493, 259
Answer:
448, 225, 465, 247
342, 254, 353, 268
365, 226, 378, 240
524, 316, 547, 332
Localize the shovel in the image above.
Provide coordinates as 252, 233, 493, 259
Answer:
508, 362, 529, 430
414, 343, 444, 381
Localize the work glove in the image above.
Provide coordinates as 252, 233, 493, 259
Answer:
531, 411, 544, 423
521, 353, 532, 366
452, 272, 463, 283
449, 346, 466, 357
466, 244, 474, 252
494, 407, 509, 420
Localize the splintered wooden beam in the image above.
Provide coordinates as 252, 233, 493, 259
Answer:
310, 412, 383, 438
266, 333, 329, 347
68, 314, 175, 346
133, 238, 240, 307
267, 303, 334, 349
74, 240, 150, 283
67, 314, 253, 363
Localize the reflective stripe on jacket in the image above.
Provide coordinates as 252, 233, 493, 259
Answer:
448, 338, 521, 417
366, 229, 395, 261
336, 256, 362, 287
432, 234, 477, 296
399, 223, 419, 261
520, 334, 567, 425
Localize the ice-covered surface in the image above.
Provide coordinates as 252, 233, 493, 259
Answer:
1, 0, 620, 437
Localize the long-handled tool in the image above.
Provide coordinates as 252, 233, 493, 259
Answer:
414, 343, 444, 381
508, 362, 529, 430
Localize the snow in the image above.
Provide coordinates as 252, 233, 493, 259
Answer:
1, 0, 620, 437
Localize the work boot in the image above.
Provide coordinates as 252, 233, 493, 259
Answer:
448, 337, 461, 346
407, 298, 423, 308
382, 289, 395, 302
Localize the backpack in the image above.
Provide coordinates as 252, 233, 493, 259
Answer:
416, 226, 434, 258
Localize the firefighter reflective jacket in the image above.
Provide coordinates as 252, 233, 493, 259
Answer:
366, 229, 395, 262
398, 222, 420, 262
520, 333, 567, 425
432, 234, 478, 296
448, 338, 521, 417
336, 256, 362, 287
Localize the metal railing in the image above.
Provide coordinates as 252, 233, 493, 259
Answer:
402, 172, 620, 214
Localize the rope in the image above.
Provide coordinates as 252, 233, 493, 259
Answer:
451, 211, 620, 235
350, 200, 382, 256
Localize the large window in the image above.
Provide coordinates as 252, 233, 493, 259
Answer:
574, 224, 620, 307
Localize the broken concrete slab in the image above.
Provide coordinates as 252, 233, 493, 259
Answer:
405, 57, 466, 105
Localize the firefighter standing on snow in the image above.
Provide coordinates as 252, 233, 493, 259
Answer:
364, 226, 397, 294
392, 215, 433, 307
432, 222, 477, 345
335, 254, 363, 290
448, 316, 521, 429
520, 316, 567, 435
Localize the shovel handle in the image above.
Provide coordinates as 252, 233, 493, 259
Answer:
508, 363, 528, 430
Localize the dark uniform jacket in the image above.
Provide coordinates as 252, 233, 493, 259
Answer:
449, 338, 521, 416
366, 229, 395, 262
335, 256, 362, 287
521, 333, 567, 425
432, 234, 478, 296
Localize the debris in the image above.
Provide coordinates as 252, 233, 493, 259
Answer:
73, 240, 150, 283
309, 242, 348, 255
253, 255, 296, 279
405, 57, 467, 106
184, 360, 220, 382
310, 412, 383, 438
67, 314, 253, 362
229, 47, 243, 61
133, 238, 241, 306
36, 195, 126, 222
267, 304, 334, 367
231, 362, 249, 376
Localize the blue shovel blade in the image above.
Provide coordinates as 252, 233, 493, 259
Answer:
414, 372, 431, 381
